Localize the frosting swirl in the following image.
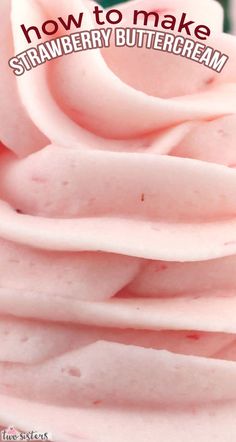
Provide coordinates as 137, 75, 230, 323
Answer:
0, 0, 236, 440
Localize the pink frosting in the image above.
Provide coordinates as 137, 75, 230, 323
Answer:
1, 0, 236, 440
